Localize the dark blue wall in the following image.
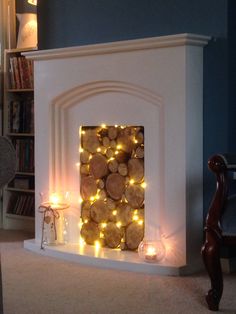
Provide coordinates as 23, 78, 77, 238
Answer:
36, 0, 230, 216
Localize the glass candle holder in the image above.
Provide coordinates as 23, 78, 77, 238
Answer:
39, 191, 70, 248
138, 239, 166, 263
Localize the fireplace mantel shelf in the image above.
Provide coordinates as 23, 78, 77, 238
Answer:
23, 33, 210, 60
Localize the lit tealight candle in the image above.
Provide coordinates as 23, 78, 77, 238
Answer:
145, 246, 157, 261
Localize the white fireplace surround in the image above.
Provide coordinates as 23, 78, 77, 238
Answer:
24, 33, 210, 275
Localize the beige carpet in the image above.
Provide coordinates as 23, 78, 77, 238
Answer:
0, 230, 236, 314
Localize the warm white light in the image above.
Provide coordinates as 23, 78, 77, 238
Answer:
50, 193, 60, 206
101, 222, 107, 228
132, 214, 139, 221
141, 182, 147, 189
112, 210, 117, 216
134, 139, 138, 144
116, 145, 122, 150
129, 179, 135, 185
80, 238, 85, 246
97, 147, 101, 152
101, 124, 107, 129
28, 0, 37, 5
116, 222, 122, 228
94, 240, 101, 249
138, 220, 143, 225
147, 246, 156, 256
90, 196, 95, 202
79, 147, 84, 153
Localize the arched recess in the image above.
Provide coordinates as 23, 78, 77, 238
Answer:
49, 80, 164, 236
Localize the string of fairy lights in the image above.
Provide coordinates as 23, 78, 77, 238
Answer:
77, 124, 145, 250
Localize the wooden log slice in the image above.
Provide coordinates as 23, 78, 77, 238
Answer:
98, 189, 106, 200
118, 163, 128, 176
108, 159, 118, 173
116, 203, 133, 226
80, 150, 90, 164
106, 173, 126, 200
102, 136, 110, 147
128, 158, 144, 183
81, 221, 100, 245
108, 127, 118, 140
80, 164, 90, 175
90, 200, 109, 223
136, 131, 144, 144
97, 179, 105, 189
106, 198, 116, 210
135, 146, 144, 159
124, 127, 136, 136
82, 129, 100, 153
110, 140, 117, 149
136, 208, 144, 221
117, 134, 135, 153
80, 175, 97, 200
106, 148, 114, 159
125, 185, 144, 208
90, 153, 108, 179
115, 151, 130, 163
100, 146, 107, 155
126, 222, 144, 250
104, 222, 122, 248
81, 201, 91, 222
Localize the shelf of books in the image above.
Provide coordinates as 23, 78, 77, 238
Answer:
3, 48, 35, 231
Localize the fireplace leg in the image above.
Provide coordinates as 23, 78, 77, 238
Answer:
201, 228, 223, 311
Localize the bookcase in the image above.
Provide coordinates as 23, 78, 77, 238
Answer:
2, 48, 35, 231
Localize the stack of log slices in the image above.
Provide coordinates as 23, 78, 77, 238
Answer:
80, 125, 145, 251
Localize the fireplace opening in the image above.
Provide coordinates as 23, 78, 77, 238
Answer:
79, 125, 145, 251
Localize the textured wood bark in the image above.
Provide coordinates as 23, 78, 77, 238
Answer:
106, 173, 126, 200
81, 221, 100, 245
104, 222, 122, 248
89, 153, 108, 179
126, 222, 144, 250
80, 176, 97, 200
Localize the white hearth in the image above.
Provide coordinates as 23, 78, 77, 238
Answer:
24, 33, 210, 275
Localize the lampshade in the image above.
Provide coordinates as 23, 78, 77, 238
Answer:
28, 0, 37, 5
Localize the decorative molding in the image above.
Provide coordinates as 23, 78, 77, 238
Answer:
23, 33, 211, 61
49, 80, 163, 190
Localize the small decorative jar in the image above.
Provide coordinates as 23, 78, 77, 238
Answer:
138, 239, 166, 263
39, 191, 70, 248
